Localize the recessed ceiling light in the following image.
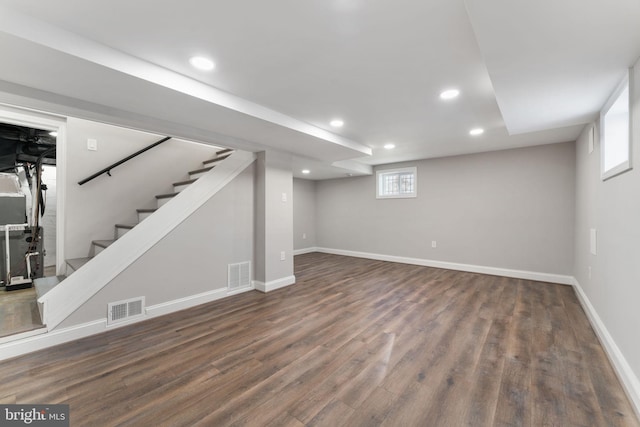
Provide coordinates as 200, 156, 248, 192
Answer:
330, 119, 344, 128
302, 169, 311, 174
189, 56, 215, 71
49, 131, 58, 137
469, 128, 484, 136
440, 89, 460, 100
384, 143, 396, 150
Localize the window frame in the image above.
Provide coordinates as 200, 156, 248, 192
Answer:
376, 166, 417, 199
600, 71, 632, 181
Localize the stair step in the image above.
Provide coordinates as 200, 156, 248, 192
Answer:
92, 239, 116, 249
203, 155, 231, 168
216, 148, 233, 156
92, 239, 115, 256
115, 223, 136, 239
115, 223, 136, 230
66, 257, 92, 273
155, 192, 179, 200
188, 166, 214, 179
173, 178, 197, 192
34, 275, 67, 299
137, 208, 156, 222
156, 192, 178, 207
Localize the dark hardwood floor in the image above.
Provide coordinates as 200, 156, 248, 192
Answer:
0, 252, 637, 426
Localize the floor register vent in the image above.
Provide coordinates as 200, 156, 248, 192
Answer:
228, 261, 251, 290
108, 296, 145, 325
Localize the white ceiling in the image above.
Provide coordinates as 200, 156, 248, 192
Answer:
0, 0, 638, 179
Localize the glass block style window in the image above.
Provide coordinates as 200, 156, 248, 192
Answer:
376, 167, 417, 199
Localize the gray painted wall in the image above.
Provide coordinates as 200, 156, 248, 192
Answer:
60, 165, 255, 327
64, 118, 219, 259
293, 178, 317, 250
254, 151, 294, 284
316, 142, 576, 275
574, 59, 640, 383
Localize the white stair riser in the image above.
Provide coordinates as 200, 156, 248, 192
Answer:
116, 227, 131, 239
138, 211, 153, 222
203, 154, 230, 167
203, 159, 224, 168
173, 182, 191, 192
157, 197, 173, 208
189, 170, 209, 180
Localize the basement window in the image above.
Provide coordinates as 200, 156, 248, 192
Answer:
601, 73, 631, 180
376, 167, 417, 199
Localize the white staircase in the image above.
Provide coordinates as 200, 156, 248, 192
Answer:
33, 148, 234, 303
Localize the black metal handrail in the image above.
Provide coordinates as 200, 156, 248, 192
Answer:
78, 136, 171, 185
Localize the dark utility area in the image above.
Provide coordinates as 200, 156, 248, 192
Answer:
0, 123, 56, 172
0, 122, 56, 290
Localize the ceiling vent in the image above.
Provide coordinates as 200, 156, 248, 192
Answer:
228, 261, 251, 290
108, 296, 145, 325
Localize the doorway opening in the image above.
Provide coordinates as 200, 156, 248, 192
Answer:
0, 109, 64, 339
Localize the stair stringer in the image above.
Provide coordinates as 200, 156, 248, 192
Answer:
38, 150, 257, 330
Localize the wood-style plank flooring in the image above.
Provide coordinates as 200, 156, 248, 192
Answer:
0, 253, 638, 426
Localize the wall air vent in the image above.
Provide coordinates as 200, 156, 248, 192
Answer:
228, 261, 251, 290
107, 296, 145, 325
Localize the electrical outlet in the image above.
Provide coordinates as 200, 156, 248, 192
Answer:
281, 192, 287, 202
87, 138, 98, 151
431, 241, 437, 248
280, 251, 286, 261
303, 233, 307, 239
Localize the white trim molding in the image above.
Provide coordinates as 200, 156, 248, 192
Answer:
0, 319, 106, 362
146, 285, 254, 318
314, 247, 574, 285
253, 275, 296, 293
293, 247, 319, 256
572, 278, 640, 418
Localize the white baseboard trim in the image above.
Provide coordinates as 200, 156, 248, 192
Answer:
572, 278, 640, 418
0, 285, 256, 362
253, 275, 296, 293
315, 247, 574, 285
293, 247, 319, 256
0, 319, 106, 362
145, 285, 253, 318
0, 326, 48, 346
